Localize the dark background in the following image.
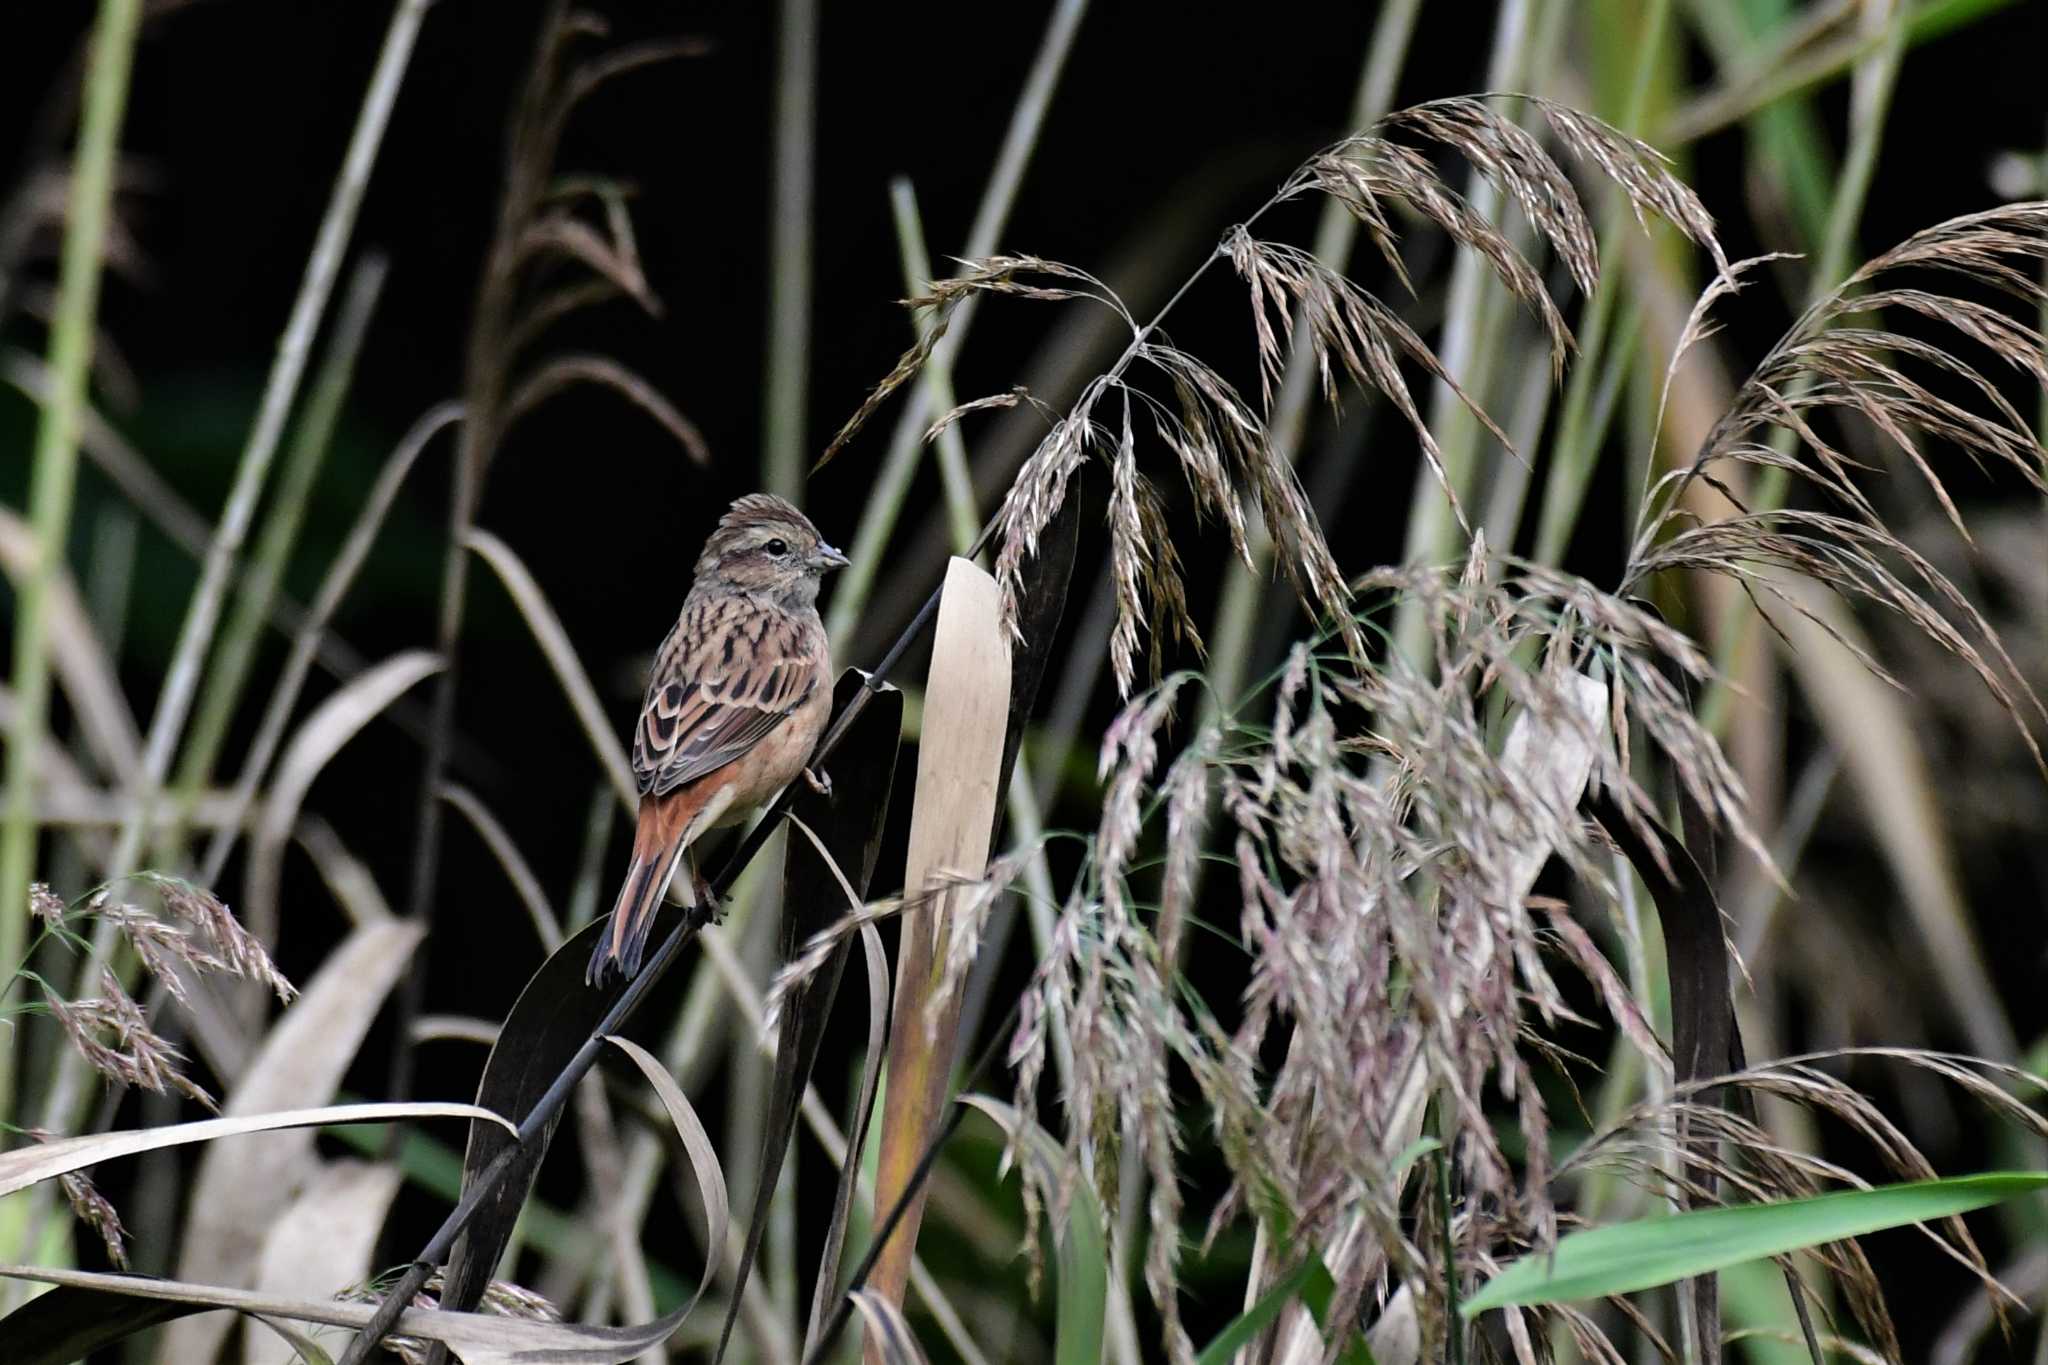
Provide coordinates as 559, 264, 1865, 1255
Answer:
6, 1, 2048, 1356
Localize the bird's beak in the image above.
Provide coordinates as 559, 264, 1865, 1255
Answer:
816, 542, 850, 571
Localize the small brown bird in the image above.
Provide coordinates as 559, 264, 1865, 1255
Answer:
587, 493, 846, 985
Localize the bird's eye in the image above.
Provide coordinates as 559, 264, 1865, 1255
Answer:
764, 538, 789, 557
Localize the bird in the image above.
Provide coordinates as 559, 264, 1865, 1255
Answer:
586, 492, 847, 986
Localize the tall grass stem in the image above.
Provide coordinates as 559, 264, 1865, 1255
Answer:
0, 0, 144, 1137
763, 0, 818, 503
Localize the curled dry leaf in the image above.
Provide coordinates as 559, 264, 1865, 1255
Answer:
0, 1264, 674, 1365
503, 354, 710, 467
245, 650, 443, 942
601, 1034, 728, 1326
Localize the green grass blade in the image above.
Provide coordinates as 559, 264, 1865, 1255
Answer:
0, 0, 144, 1134
1191, 1253, 1378, 1365
1465, 1172, 2048, 1316
1194, 1257, 1330, 1365
1052, 1157, 1108, 1365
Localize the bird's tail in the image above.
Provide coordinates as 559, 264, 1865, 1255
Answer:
587, 793, 697, 986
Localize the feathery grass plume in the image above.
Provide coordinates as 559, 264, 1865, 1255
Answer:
27, 881, 66, 926
817, 255, 1122, 469
23, 877, 290, 1114
823, 94, 1733, 700
24, 1128, 129, 1268
42, 967, 215, 1111
762, 892, 907, 1038
1630, 203, 2048, 769
43, 876, 295, 1007
1001, 527, 1842, 1359
924, 850, 1034, 1046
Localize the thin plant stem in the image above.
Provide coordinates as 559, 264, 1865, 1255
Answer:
29, 0, 433, 1164
1438, 1128, 1465, 1365
763, 0, 817, 503
0, 0, 144, 1138
825, 0, 1090, 651
888, 178, 980, 557
1528, 0, 1678, 567
163, 253, 388, 862
394, 0, 575, 1133
94, 0, 430, 893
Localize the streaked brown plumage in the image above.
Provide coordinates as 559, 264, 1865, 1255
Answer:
587, 493, 846, 985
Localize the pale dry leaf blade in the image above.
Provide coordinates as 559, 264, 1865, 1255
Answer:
869, 559, 1012, 1307
0, 1265, 680, 1365
1496, 669, 1609, 899
0, 1102, 511, 1198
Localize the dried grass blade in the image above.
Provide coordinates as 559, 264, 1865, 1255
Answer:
503, 355, 710, 466
868, 561, 1012, 1310
602, 1034, 727, 1325
244, 1160, 404, 1365
464, 528, 636, 808
244, 651, 442, 943
0, 1101, 509, 1199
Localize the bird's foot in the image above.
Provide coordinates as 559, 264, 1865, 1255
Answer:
693, 869, 724, 923
803, 765, 833, 799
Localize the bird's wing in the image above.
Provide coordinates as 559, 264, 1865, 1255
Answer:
633, 598, 821, 797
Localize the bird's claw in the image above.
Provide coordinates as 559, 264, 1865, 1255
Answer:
803, 766, 833, 799
693, 869, 724, 923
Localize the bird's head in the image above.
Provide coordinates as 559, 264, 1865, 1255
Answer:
695, 492, 849, 607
